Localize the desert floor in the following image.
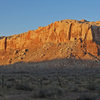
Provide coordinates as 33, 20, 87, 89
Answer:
0, 58, 100, 100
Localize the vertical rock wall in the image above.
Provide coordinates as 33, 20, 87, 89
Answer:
0, 19, 100, 56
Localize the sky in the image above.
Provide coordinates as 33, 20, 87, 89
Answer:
0, 0, 100, 36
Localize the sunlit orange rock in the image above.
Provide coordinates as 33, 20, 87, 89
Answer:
0, 19, 100, 65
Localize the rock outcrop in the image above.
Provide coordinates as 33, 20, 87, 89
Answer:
0, 19, 100, 65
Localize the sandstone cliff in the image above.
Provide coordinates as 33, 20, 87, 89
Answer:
0, 19, 100, 65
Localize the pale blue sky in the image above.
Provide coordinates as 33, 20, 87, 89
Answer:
0, 0, 100, 36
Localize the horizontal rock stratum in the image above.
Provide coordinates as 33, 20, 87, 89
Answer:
0, 19, 100, 65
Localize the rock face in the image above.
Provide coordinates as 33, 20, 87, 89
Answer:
0, 19, 100, 65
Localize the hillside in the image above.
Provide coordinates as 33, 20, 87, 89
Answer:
0, 19, 100, 65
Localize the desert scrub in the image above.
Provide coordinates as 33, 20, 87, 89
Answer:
86, 80, 96, 91
0, 91, 3, 97
32, 87, 64, 99
76, 93, 99, 100
1, 75, 5, 88
14, 82, 33, 91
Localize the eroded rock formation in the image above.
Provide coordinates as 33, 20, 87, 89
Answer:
0, 19, 100, 65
